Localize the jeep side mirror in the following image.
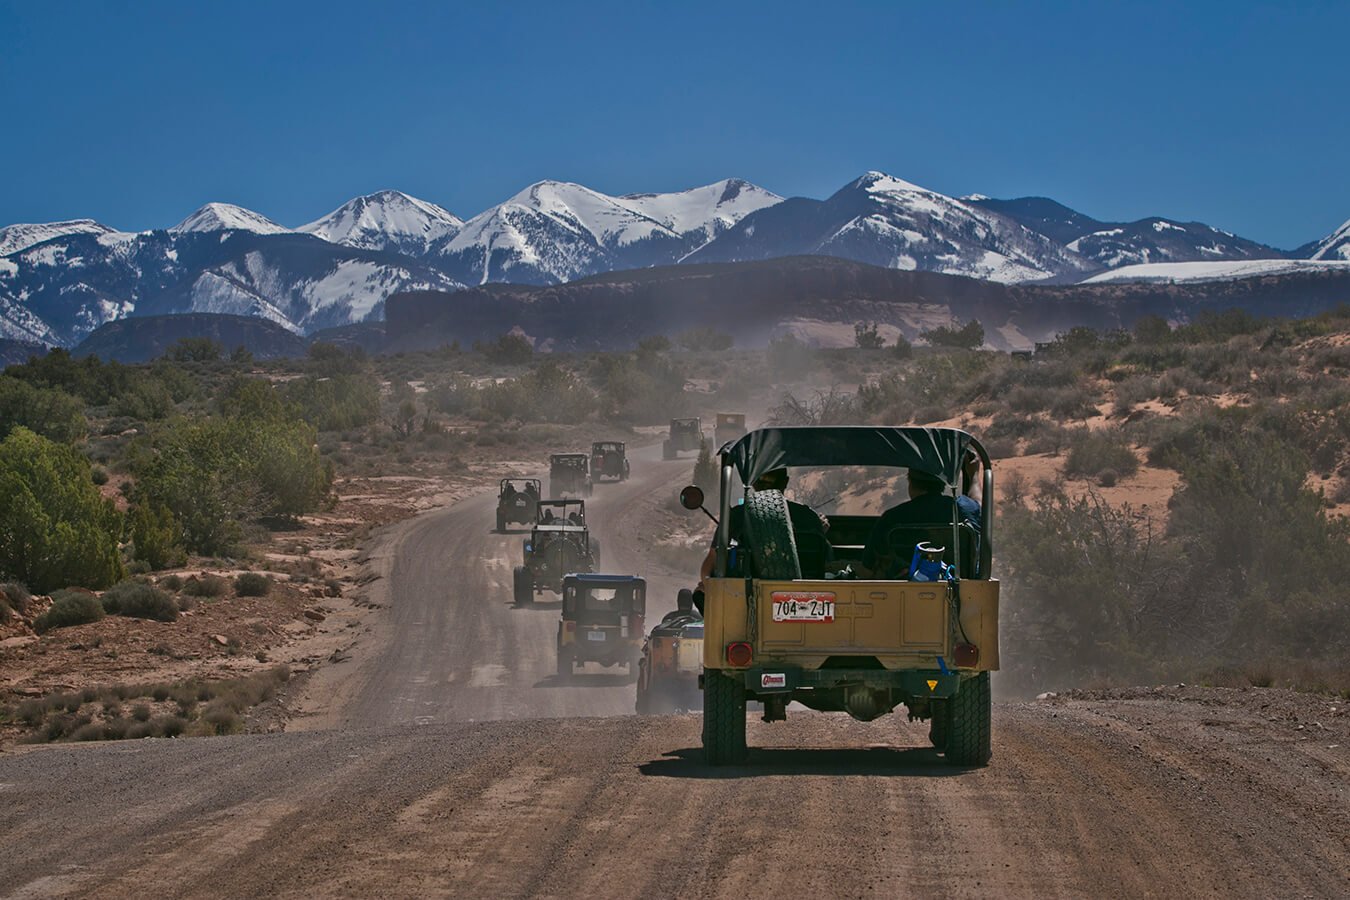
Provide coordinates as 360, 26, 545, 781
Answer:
679, 485, 718, 524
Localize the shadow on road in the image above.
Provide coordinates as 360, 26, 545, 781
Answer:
512, 599, 562, 611
638, 745, 974, 779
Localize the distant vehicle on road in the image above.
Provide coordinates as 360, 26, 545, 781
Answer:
590, 441, 630, 482
713, 413, 747, 447
557, 574, 646, 679
549, 452, 593, 497
662, 417, 704, 460
514, 499, 599, 605
495, 478, 540, 532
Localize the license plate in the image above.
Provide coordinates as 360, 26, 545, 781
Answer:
587, 631, 607, 641
771, 591, 835, 622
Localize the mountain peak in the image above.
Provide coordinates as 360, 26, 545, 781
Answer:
299, 191, 462, 252
170, 203, 291, 236
851, 171, 934, 195
1309, 217, 1350, 261
0, 219, 120, 257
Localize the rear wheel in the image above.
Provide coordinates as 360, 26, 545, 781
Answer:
496, 511, 506, 532
702, 669, 747, 765
513, 566, 533, 607
943, 672, 992, 766
741, 488, 801, 580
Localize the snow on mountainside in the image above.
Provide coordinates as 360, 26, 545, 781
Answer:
1081, 259, 1350, 284
688, 172, 1095, 283
621, 178, 782, 243
435, 180, 687, 284
0, 219, 121, 257
1307, 218, 1350, 260
1066, 218, 1282, 269
170, 203, 292, 235
299, 190, 463, 255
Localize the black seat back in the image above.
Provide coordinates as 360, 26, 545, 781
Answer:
883, 522, 979, 579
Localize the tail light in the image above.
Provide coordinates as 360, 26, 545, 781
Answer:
565, 621, 576, 633
726, 642, 753, 667
954, 643, 979, 668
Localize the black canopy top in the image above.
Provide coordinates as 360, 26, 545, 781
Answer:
722, 426, 978, 488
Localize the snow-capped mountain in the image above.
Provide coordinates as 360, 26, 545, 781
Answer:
0, 219, 122, 257
688, 172, 1096, 283
1306, 218, 1350, 261
170, 203, 292, 235
434, 180, 689, 284
970, 197, 1285, 270
0, 228, 462, 346
621, 178, 782, 244
1081, 258, 1350, 284
299, 190, 463, 255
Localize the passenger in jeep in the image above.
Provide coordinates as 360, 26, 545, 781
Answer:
858, 467, 980, 577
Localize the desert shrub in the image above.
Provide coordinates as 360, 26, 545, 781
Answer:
89, 464, 109, 486
158, 573, 184, 591
284, 374, 381, 431
477, 332, 534, 365
180, 574, 228, 597
768, 388, 860, 426
676, 326, 734, 352
234, 572, 272, 597
100, 580, 179, 622
110, 378, 175, 421
1, 581, 29, 615
692, 440, 718, 495
1000, 492, 1184, 690
130, 502, 186, 570
166, 337, 223, 362
921, 319, 984, 350
34, 591, 106, 633
0, 376, 88, 445
0, 428, 125, 592
893, 333, 913, 359
1063, 429, 1139, 481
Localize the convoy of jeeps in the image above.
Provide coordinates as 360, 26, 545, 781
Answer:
490, 417, 999, 768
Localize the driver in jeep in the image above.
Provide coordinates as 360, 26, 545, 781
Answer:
699, 467, 829, 584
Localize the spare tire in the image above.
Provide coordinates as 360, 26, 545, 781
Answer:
742, 488, 801, 580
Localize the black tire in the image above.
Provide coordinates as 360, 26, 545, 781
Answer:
513, 566, 533, 607
741, 488, 801, 580
928, 702, 947, 750
496, 511, 506, 533
702, 668, 747, 765
943, 672, 992, 766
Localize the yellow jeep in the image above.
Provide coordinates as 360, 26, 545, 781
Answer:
681, 425, 999, 766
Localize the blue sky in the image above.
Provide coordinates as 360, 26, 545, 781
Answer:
1, 0, 1344, 248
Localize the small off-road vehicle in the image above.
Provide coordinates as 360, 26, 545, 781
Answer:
714, 413, 747, 447
635, 588, 704, 714
556, 573, 646, 679
514, 499, 600, 604
549, 452, 593, 497
590, 441, 630, 482
495, 478, 540, 532
684, 425, 999, 766
663, 417, 704, 460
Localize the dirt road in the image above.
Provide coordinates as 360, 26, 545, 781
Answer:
2, 448, 1348, 898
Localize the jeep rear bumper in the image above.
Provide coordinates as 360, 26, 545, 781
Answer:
734, 666, 963, 699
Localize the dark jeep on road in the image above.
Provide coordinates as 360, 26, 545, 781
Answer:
590, 441, 630, 482
514, 500, 601, 605
663, 417, 704, 460
495, 478, 540, 532
549, 453, 593, 497
556, 573, 646, 679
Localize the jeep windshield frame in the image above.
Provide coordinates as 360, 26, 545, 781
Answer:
712, 426, 993, 579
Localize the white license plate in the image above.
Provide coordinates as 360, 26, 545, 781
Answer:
587, 631, 607, 641
771, 592, 835, 622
